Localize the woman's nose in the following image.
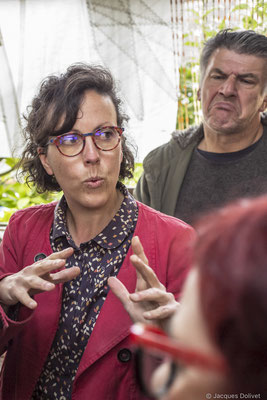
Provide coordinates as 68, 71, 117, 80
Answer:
82, 136, 100, 164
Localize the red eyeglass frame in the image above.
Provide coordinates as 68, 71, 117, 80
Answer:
130, 323, 228, 374
47, 126, 124, 156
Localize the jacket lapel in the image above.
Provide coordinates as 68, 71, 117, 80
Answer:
76, 250, 136, 376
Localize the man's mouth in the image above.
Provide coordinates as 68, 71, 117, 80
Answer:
212, 102, 235, 111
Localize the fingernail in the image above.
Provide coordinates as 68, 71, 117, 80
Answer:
45, 282, 54, 289
144, 311, 151, 318
130, 255, 140, 262
29, 301, 36, 309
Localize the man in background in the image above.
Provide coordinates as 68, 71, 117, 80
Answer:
135, 29, 267, 224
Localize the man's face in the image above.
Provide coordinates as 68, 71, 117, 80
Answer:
199, 48, 267, 135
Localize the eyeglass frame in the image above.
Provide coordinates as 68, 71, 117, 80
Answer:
130, 323, 228, 398
46, 126, 124, 157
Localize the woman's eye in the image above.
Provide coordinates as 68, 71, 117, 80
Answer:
98, 129, 115, 140
60, 134, 78, 145
104, 130, 113, 139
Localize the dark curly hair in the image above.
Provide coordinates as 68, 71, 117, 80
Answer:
19, 63, 135, 193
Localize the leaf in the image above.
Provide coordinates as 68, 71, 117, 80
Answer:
0, 198, 17, 208
184, 41, 200, 47
186, 9, 200, 18
17, 198, 30, 209
231, 4, 249, 12
218, 19, 226, 30
3, 189, 18, 198
202, 8, 215, 19
0, 210, 15, 222
242, 15, 258, 29
4, 158, 19, 168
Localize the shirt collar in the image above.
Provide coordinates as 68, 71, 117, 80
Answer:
51, 182, 138, 249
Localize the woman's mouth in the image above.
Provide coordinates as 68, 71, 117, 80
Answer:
83, 177, 104, 188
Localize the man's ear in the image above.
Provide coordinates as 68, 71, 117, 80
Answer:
38, 148, 54, 176
259, 95, 267, 112
197, 88, 201, 101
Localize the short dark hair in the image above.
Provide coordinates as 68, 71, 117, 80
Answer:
19, 63, 135, 193
200, 29, 267, 88
194, 195, 267, 395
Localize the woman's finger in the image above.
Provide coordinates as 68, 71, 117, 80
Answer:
13, 288, 38, 309
129, 288, 174, 304
142, 302, 179, 320
24, 258, 66, 277
50, 266, 80, 284
130, 254, 164, 290
32, 247, 74, 273
131, 236, 148, 264
20, 294, 37, 309
108, 277, 131, 311
46, 247, 74, 261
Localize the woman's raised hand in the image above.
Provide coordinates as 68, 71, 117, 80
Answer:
108, 236, 179, 328
0, 248, 80, 310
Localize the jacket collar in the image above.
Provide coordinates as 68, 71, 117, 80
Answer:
171, 124, 204, 149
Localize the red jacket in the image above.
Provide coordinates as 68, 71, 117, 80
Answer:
0, 201, 194, 400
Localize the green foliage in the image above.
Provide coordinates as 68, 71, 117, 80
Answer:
0, 158, 61, 222
0, 158, 143, 222
177, 63, 199, 128
232, 2, 267, 33
123, 163, 143, 189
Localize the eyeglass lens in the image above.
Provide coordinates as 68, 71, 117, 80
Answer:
56, 127, 120, 156
135, 349, 177, 399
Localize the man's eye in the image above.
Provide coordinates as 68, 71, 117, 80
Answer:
240, 79, 254, 84
211, 75, 224, 80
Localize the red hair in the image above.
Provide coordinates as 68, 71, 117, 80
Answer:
194, 196, 267, 395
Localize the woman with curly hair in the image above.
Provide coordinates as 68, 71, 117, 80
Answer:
0, 63, 194, 400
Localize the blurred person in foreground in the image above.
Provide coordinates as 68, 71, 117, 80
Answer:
135, 29, 267, 224
130, 195, 267, 399
0, 63, 194, 400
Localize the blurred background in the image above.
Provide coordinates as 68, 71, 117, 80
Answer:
0, 0, 266, 222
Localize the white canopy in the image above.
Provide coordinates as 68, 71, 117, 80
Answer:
0, 0, 178, 161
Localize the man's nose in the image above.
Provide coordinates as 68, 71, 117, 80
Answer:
219, 75, 237, 97
82, 136, 100, 164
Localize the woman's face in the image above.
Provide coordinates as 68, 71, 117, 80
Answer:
39, 90, 123, 214
154, 269, 227, 400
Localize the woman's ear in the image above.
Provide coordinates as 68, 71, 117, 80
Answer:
38, 148, 54, 176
